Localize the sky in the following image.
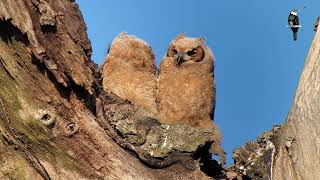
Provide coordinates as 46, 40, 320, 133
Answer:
77, 0, 320, 164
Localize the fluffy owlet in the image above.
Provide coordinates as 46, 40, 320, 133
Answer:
157, 33, 215, 129
157, 34, 225, 163
103, 32, 157, 115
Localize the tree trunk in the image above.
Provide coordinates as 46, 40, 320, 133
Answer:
2, 1, 319, 179
0, 1, 215, 179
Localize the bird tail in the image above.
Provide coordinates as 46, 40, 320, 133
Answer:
293, 31, 297, 41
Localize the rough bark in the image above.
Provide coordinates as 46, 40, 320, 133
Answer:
0, 0, 220, 179
2, 0, 319, 179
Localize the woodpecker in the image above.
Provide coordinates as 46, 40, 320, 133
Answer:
288, 9, 300, 41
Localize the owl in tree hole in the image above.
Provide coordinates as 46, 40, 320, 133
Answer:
157, 33, 216, 129
102, 32, 157, 115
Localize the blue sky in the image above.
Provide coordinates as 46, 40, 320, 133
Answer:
77, 0, 320, 164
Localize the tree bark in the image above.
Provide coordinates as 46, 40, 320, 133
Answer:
0, 1, 214, 179
3, 1, 319, 179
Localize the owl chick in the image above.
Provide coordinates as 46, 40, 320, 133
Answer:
103, 32, 157, 115
157, 34, 225, 163
157, 33, 215, 128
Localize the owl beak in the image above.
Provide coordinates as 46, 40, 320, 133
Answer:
176, 52, 186, 65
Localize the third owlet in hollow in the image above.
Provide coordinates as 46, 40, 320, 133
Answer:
157, 33, 216, 129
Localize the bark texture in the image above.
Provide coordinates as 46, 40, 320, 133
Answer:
0, 0, 219, 179
2, 0, 319, 179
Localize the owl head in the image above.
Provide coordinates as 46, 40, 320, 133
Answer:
167, 33, 208, 66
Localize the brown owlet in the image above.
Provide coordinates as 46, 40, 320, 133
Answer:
103, 32, 157, 115
157, 33, 216, 129
157, 33, 225, 163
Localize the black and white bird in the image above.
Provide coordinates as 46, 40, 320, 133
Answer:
288, 9, 300, 41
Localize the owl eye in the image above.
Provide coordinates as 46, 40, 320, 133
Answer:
172, 49, 178, 54
187, 49, 197, 56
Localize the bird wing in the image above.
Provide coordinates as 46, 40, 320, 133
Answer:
288, 14, 295, 24
294, 16, 299, 25
288, 14, 299, 26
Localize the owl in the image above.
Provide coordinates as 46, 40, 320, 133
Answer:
157, 33, 215, 129
103, 32, 157, 115
157, 33, 225, 163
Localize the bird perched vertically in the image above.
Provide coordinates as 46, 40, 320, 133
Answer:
288, 9, 300, 41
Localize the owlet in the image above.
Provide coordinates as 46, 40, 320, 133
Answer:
102, 32, 157, 115
157, 34, 225, 163
157, 33, 216, 129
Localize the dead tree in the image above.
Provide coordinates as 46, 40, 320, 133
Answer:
0, 1, 219, 179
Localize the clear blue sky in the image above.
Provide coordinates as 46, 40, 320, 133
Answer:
77, 0, 320, 164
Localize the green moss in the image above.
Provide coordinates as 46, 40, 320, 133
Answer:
21, 116, 50, 142
0, 40, 86, 176
6, 164, 27, 180
34, 143, 85, 174
0, 138, 28, 180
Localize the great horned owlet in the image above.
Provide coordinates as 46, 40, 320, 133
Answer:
157, 34, 225, 163
157, 33, 215, 129
103, 32, 157, 115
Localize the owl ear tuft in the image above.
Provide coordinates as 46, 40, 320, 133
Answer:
118, 32, 128, 37
175, 33, 185, 40
199, 37, 206, 43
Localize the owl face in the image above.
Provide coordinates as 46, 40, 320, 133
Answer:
167, 35, 205, 66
